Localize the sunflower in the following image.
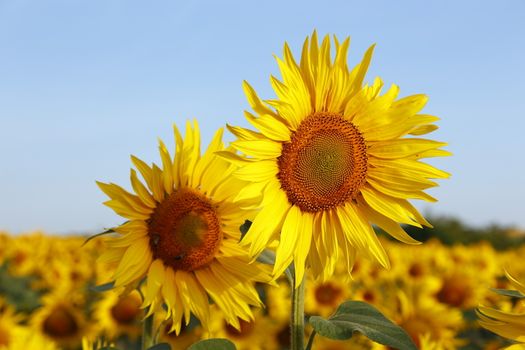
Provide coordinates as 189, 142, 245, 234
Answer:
225, 32, 449, 284
3, 331, 59, 350
207, 309, 280, 350
477, 270, 525, 344
304, 277, 349, 317
155, 310, 203, 350
0, 298, 25, 349
93, 290, 142, 339
394, 291, 463, 349
30, 291, 89, 348
97, 121, 271, 334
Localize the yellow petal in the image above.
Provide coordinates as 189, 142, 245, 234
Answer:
273, 205, 302, 279
232, 140, 282, 160
368, 139, 447, 159
246, 112, 291, 142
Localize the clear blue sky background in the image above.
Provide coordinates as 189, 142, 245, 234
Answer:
1, 0, 524, 234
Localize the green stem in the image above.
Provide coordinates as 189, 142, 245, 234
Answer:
142, 310, 155, 350
291, 266, 305, 350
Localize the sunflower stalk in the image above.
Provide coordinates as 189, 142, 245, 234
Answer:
291, 266, 306, 350
142, 310, 155, 350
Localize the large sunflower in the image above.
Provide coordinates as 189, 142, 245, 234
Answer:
97, 121, 270, 334
225, 32, 449, 284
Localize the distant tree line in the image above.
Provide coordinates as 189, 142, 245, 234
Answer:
377, 216, 525, 250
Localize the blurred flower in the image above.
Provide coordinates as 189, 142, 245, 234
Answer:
477, 270, 525, 344
93, 290, 142, 339
208, 309, 279, 350
30, 291, 91, 348
392, 290, 463, 349
0, 298, 25, 349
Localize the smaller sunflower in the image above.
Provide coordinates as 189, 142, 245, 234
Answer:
30, 291, 90, 348
208, 308, 279, 350
155, 310, 203, 350
477, 270, 525, 344
394, 291, 463, 350
93, 290, 142, 340
0, 298, 25, 349
305, 278, 348, 317
97, 121, 271, 333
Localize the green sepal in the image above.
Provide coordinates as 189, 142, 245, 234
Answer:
82, 228, 115, 246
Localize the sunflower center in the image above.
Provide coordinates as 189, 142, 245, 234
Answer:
408, 263, 425, 278
42, 306, 79, 338
278, 112, 367, 212
111, 294, 142, 325
314, 282, 343, 306
436, 275, 471, 307
148, 188, 222, 271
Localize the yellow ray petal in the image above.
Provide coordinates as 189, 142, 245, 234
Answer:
114, 237, 152, 286
231, 139, 283, 160
131, 155, 154, 191
358, 199, 420, 245
242, 187, 290, 258
293, 211, 313, 285
158, 139, 174, 194
273, 205, 302, 279
368, 139, 447, 159
246, 112, 291, 142
360, 186, 421, 227
130, 169, 156, 208
243, 80, 276, 116
143, 259, 165, 307
233, 160, 278, 182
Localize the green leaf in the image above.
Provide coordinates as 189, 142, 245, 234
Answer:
82, 228, 115, 246
147, 344, 171, 350
188, 338, 236, 350
0, 262, 42, 313
91, 281, 115, 292
490, 288, 525, 298
309, 301, 417, 350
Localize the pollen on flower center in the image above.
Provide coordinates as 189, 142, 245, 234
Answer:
277, 112, 368, 212
147, 188, 222, 271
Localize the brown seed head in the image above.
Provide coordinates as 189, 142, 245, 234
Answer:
148, 188, 222, 271
278, 112, 368, 212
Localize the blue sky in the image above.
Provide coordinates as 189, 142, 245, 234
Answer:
1, 0, 524, 234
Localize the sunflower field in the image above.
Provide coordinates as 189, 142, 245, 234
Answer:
0, 223, 524, 350
2, 31, 525, 350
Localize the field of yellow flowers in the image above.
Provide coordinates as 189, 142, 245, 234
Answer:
1, 227, 524, 350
